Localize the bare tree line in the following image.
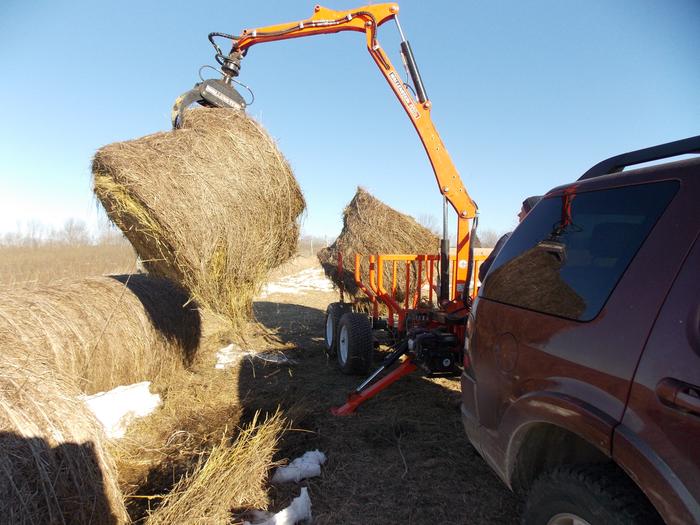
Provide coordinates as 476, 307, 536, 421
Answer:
417, 213, 503, 249
0, 218, 128, 248
1, 218, 503, 252
297, 235, 331, 256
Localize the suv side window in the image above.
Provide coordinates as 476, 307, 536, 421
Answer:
481, 181, 679, 321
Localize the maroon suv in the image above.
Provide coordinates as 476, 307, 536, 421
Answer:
461, 136, 700, 524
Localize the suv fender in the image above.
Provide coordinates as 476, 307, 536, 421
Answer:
498, 392, 616, 491
613, 425, 698, 525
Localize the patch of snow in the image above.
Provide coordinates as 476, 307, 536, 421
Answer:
245, 487, 312, 525
215, 342, 247, 370
215, 344, 296, 370
271, 450, 326, 484
81, 381, 161, 439
259, 267, 334, 298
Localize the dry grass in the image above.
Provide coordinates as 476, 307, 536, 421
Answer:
0, 243, 136, 287
0, 274, 202, 394
110, 318, 290, 523
112, 364, 243, 497
108, 312, 238, 503
93, 108, 306, 323
145, 410, 285, 525
0, 351, 128, 524
318, 187, 439, 300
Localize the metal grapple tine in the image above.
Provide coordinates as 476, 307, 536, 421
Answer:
171, 88, 205, 129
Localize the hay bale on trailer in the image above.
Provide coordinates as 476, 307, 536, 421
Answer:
0, 352, 128, 524
318, 188, 439, 301
0, 274, 201, 395
93, 108, 306, 322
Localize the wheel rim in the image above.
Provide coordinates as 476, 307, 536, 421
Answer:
325, 314, 334, 346
338, 325, 349, 365
547, 513, 592, 525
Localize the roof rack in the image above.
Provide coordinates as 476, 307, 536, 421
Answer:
579, 134, 700, 181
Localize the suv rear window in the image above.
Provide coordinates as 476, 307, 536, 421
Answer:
481, 181, 678, 321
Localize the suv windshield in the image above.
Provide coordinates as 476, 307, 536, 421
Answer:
481, 180, 679, 321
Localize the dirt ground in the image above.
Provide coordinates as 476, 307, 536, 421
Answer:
239, 257, 522, 524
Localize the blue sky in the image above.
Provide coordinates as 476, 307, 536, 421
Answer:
0, 0, 698, 240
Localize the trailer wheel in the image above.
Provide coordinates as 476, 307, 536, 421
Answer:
337, 312, 372, 375
324, 302, 351, 356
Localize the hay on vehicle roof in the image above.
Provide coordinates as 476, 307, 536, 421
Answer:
0, 274, 201, 395
93, 108, 306, 322
0, 353, 128, 524
318, 188, 439, 301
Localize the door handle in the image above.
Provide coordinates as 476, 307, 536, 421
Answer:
657, 378, 700, 416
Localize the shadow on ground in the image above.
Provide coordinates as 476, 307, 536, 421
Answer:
234, 300, 522, 525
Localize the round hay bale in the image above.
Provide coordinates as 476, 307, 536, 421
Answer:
0, 352, 128, 524
0, 274, 201, 395
318, 188, 439, 300
92, 108, 306, 322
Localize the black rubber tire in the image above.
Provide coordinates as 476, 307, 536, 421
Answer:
522, 464, 662, 525
336, 312, 373, 375
324, 302, 352, 356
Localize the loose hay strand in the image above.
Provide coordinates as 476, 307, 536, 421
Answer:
110, 358, 243, 497
145, 410, 285, 525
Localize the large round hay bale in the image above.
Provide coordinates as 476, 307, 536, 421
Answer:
0, 352, 128, 524
92, 108, 306, 322
0, 274, 201, 394
318, 188, 439, 300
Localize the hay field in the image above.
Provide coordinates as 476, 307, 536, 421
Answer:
0, 243, 136, 286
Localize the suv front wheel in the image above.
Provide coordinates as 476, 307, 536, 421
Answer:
522, 465, 661, 525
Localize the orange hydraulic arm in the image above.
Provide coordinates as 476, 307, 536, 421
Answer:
228, 3, 478, 301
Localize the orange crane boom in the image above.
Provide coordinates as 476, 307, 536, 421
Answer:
175, 3, 478, 302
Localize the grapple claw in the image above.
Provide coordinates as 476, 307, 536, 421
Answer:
171, 78, 247, 129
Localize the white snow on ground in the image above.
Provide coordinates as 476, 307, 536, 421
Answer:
244, 488, 312, 525
271, 450, 327, 484
215, 342, 247, 369
259, 267, 334, 298
215, 343, 297, 370
81, 381, 161, 439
